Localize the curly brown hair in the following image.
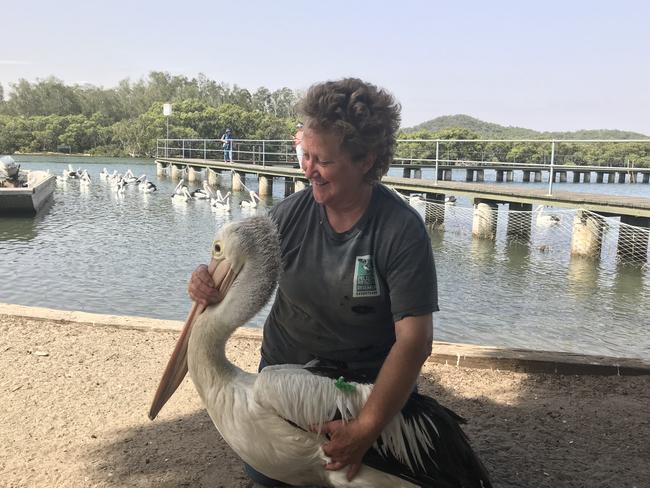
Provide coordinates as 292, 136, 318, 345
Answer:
297, 78, 401, 183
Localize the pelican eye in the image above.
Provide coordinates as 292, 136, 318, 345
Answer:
212, 241, 223, 258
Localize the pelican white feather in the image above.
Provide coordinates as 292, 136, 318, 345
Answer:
149, 216, 492, 488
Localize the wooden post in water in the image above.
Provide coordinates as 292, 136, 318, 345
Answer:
207, 168, 219, 186
258, 175, 273, 196
570, 210, 604, 259
232, 172, 244, 192
472, 200, 498, 239
170, 164, 181, 180
156, 162, 165, 177
188, 166, 201, 183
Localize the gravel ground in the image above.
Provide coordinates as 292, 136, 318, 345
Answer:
1, 313, 648, 488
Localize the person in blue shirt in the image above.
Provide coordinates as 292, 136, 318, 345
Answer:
221, 128, 233, 162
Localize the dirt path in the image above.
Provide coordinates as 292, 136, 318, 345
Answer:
1, 313, 648, 488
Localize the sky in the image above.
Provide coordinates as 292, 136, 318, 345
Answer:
2, 0, 649, 135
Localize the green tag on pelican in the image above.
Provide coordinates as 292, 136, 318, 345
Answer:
334, 376, 356, 393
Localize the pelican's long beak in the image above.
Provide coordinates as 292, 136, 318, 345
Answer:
148, 256, 238, 420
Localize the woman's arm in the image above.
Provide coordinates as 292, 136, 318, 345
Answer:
320, 313, 433, 480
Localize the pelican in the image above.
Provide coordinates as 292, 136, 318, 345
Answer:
171, 186, 193, 203
240, 190, 261, 209
80, 170, 91, 186
535, 205, 560, 227
123, 169, 138, 183
100, 168, 109, 179
210, 194, 231, 213
191, 183, 211, 200
115, 177, 127, 194
142, 181, 157, 193
149, 217, 492, 488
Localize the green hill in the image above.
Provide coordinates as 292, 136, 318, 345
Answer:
404, 114, 649, 139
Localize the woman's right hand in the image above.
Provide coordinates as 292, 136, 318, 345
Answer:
188, 264, 221, 306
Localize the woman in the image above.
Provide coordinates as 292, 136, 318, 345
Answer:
221, 128, 233, 162
189, 78, 438, 486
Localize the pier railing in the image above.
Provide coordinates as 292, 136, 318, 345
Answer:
156, 138, 650, 194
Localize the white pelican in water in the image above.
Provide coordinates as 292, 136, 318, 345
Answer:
80, 170, 91, 186
171, 179, 190, 202
149, 217, 492, 488
123, 169, 138, 183
535, 205, 560, 227
141, 178, 157, 193
56, 169, 69, 183
115, 177, 127, 194
191, 181, 213, 200
211, 195, 231, 213
240, 190, 261, 209
99, 168, 109, 179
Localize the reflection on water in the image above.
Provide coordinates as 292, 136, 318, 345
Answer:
567, 256, 601, 298
469, 237, 497, 265
1, 155, 649, 360
0, 199, 54, 242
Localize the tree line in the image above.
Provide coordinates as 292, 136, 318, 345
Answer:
1, 73, 648, 167
398, 128, 650, 168
0, 72, 299, 157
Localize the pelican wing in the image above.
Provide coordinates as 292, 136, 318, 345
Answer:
254, 364, 372, 431
254, 365, 492, 488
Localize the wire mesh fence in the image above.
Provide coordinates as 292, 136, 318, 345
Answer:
402, 192, 649, 271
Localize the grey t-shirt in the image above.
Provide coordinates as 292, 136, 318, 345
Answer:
261, 183, 439, 378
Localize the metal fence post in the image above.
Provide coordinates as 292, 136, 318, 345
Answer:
262, 141, 266, 166
203, 140, 207, 161
547, 140, 556, 195
182, 140, 185, 159
434, 140, 440, 185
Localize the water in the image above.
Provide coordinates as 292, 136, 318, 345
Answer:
2, 155, 649, 360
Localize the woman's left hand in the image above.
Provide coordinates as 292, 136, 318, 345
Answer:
320, 418, 379, 481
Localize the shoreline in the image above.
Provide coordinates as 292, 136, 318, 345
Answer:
3, 302, 648, 376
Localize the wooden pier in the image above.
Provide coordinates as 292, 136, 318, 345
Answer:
155, 157, 650, 263
394, 162, 650, 185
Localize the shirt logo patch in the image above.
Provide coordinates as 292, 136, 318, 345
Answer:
353, 255, 380, 298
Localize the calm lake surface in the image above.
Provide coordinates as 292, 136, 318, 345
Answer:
2, 155, 649, 360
